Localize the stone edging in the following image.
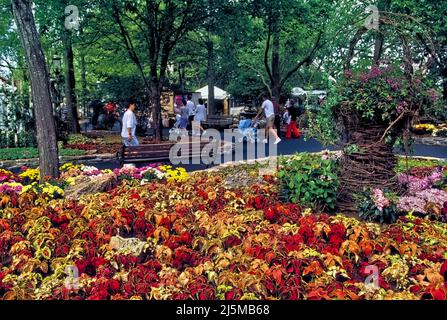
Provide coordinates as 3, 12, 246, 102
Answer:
197, 151, 447, 174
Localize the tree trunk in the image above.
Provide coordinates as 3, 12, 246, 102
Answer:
271, 30, 281, 100
80, 53, 87, 121
373, 0, 391, 64
207, 39, 216, 116
178, 64, 185, 92
373, 33, 385, 64
442, 66, 447, 103
12, 0, 59, 181
63, 30, 80, 133
80, 27, 87, 124
151, 81, 163, 142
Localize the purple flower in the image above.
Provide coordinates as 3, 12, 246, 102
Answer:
368, 66, 383, 79
397, 169, 442, 194
398, 188, 447, 214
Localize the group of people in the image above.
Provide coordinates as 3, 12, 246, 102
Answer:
174, 95, 207, 135
254, 94, 302, 145
120, 94, 303, 147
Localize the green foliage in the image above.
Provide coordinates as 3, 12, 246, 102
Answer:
278, 153, 339, 211
308, 65, 439, 145
0, 84, 36, 148
305, 91, 339, 146
0, 148, 85, 160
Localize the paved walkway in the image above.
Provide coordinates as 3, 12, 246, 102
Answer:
88, 135, 447, 172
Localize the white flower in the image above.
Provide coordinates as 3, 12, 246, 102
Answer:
82, 166, 99, 173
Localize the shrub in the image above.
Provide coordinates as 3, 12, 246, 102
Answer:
278, 153, 339, 211
355, 189, 400, 224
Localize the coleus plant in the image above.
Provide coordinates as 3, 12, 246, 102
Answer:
0, 163, 446, 300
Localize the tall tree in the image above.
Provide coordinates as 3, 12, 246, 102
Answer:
62, 26, 81, 133
243, 0, 328, 100
11, 0, 59, 180
96, 0, 206, 141
36, 0, 83, 133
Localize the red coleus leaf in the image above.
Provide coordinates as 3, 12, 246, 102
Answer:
130, 194, 141, 200
223, 235, 242, 249
423, 286, 447, 300
271, 269, 283, 286
107, 279, 121, 294
225, 288, 243, 300
440, 260, 447, 281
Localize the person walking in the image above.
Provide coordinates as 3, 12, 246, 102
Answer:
121, 101, 139, 146
194, 98, 207, 135
186, 95, 196, 132
254, 94, 282, 145
179, 100, 189, 132
285, 100, 301, 139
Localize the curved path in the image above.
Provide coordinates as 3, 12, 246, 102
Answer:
88, 136, 447, 172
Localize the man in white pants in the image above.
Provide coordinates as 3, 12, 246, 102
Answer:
121, 101, 139, 147
254, 94, 282, 145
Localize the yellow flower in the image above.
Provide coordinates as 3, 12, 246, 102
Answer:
60, 162, 83, 172
19, 168, 40, 182
163, 167, 189, 183
65, 177, 76, 186
20, 182, 64, 199
0, 169, 13, 176
413, 124, 436, 132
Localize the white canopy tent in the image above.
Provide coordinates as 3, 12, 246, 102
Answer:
195, 85, 229, 100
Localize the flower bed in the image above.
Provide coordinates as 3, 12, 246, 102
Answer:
412, 123, 447, 138
0, 157, 447, 300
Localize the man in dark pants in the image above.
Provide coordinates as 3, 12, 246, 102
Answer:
272, 97, 282, 137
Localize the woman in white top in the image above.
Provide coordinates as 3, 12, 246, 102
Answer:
194, 98, 207, 135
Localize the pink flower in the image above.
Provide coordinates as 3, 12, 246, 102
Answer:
372, 189, 390, 211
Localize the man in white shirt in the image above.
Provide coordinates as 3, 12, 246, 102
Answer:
254, 94, 282, 145
121, 101, 139, 146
